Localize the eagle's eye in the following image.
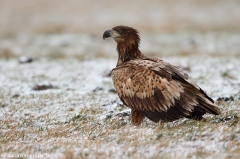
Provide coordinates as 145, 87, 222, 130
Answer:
115, 29, 122, 33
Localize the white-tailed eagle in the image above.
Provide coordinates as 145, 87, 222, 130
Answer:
103, 26, 221, 125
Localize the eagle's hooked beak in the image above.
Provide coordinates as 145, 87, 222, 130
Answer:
103, 30, 111, 40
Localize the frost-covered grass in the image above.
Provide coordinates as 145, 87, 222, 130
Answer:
0, 51, 240, 158
1, 24, 240, 159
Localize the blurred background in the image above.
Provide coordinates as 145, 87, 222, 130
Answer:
0, 0, 240, 59
1, 0, 240, 34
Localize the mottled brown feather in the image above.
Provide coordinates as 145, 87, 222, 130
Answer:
112, 58, 221, 124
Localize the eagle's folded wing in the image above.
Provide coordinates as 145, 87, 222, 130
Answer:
112, 59, 221, 122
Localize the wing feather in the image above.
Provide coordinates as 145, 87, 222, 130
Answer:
112, 58, 221, 122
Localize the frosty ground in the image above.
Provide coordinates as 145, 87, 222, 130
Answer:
0, 32, 240, 159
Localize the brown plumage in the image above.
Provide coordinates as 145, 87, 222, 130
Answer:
103, 26, 221, 125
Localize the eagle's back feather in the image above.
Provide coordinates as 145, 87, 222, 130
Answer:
111, 58, 221, 123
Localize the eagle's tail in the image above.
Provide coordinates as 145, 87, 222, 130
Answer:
180, 83, 221, 121
197, 97, 221, 115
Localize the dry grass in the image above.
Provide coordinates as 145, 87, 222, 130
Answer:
1, 98, 240, 159
0, 56, 240, 159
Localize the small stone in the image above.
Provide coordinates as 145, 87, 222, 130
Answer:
108, 89, 117, 93
116, 111, 131, 117
92, 87, 103, 92
32, 83, 56, 91
101, 101, 116, 107
19, 56, 33, 64
12, 94, 20, 98
217, 96, 234, 102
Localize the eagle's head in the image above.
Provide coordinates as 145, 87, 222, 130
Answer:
103, 25, 140, 47
103, 26, 143, 64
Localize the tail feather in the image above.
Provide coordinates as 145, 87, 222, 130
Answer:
181, 82, 221, 116
197, 97, 221, 115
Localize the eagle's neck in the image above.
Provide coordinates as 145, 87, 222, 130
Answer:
116, 42, 144, 66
